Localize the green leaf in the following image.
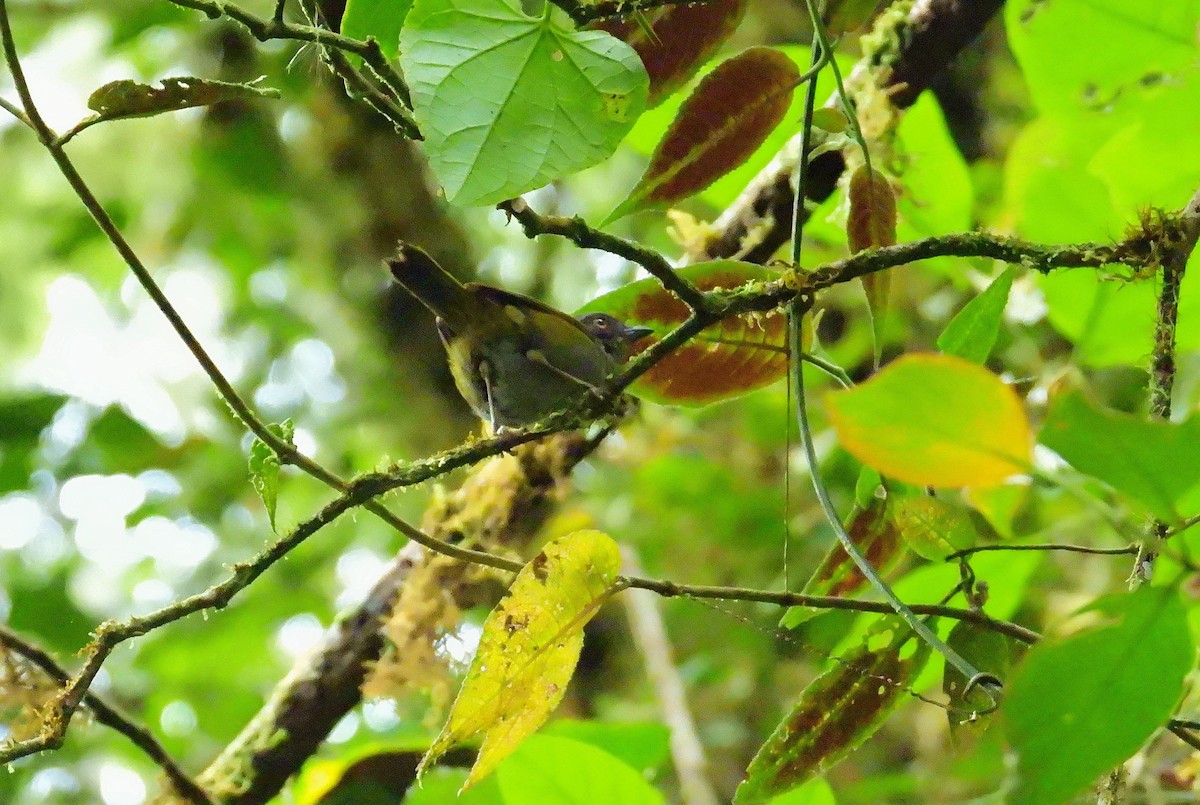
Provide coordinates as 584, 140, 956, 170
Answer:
248, 419, 294, 532
1006, 0, 1200, 115
1039, 391, 1200, 521
736, 620, 929, 803
764, 778, 837, 805
937, 266, 1015, 363
607, 47, 798, 222
496, 735, 664, 804
1004, 587, 1192, 805
891, 495, 976, 561
577, 260, 789, 406
0, 393, 68, 493
0, 393, 68, 442
419, 530, 622, 787
943, 622, 1010, 725
825, 354, 1033, 488
542, 720, 670, 775
400, 0, 647, 206
342, 0, 413, 60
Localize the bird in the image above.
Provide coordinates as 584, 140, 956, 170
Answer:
387, 243, 653, 429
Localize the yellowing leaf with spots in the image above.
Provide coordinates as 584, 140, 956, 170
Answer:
418, 530, 622, 788
825, 354, 1032, 488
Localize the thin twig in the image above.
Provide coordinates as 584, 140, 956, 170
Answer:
500, 198, 711, 312
0, 92, 31, 127
0, 628, 211, 803
948, 543, 1140, 561
0, 488, 356, 764
1168, 722, 1200, 752
622, 576, 1040, 645
319, 42, 420, 138
164, 0, 414, 123
549, 0, 718, 25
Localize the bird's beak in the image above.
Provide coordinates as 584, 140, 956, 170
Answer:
624, 325, 655, 342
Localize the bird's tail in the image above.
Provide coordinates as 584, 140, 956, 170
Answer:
386, 243, 480, 332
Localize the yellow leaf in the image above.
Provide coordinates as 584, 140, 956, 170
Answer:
418, 530, 622, 788
825, 354, 1032, 488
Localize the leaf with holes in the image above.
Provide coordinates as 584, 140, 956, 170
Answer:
606, 47, 799, 222
780, 494, 904, 628
418, 530, 621, 788
401, 0, 648, 206
590, 0, 746, 107
847, 165, 898, 355
86, 77, 278, 123
826, 354, 1032, 488
736, 619, 930, 803
892, 495, 977, 561
577, 260, 793, 406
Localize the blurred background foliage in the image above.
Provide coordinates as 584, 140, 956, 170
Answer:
2, 0, 1200, 803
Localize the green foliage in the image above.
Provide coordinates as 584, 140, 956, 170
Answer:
1003, 587, 1192, 805
936, 266, 1015, 363
343, 0, 413, 59
248, 419, 295, 532
494, 735, 664, 804
400, 0, 648, 205
3, 1, 1200, 803
1040, 392, 1200, 522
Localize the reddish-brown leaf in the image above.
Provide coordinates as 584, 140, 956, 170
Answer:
809, 497, 901, 597
847, 165, 898, 353
591, 0, 747, 107
607, 47, 800, 222
780, 494, 905, 628
576, 260, 793, 406
735, 619, 930, 803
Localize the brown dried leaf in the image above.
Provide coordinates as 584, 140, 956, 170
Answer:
87, 76, 279, 122
607, 47, 800, 222
847, 164, 898, 355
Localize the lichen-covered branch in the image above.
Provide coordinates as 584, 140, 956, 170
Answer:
704, 0, 1005, 263
0, 628, 210, 803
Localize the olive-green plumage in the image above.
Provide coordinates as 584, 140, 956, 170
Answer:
387, 243, 651, 428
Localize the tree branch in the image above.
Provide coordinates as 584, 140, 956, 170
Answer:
1132, 188, 1200, 582
500, 198, 711, 312
0, 628, 210, 804
703, 0, 1005, 263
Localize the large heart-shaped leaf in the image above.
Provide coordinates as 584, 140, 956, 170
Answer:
401, 0, 648, 206
577, 260, 790, 406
